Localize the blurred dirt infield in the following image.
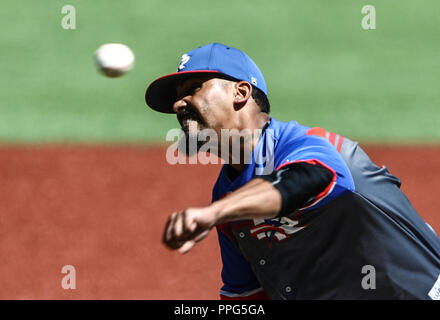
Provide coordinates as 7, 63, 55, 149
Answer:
0, 145, 439, 299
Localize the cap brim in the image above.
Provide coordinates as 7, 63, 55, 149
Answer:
145, 70, 221, 114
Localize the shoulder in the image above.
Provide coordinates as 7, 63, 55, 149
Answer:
268, 118, 338, 155
268, 118, 355, 191
266, 118, 307, 142
268, 119, 339, 165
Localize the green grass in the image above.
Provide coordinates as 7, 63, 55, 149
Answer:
0, 0, 439, 143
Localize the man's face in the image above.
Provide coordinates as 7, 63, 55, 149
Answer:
172, 75, 236, 156
174, 76, 235, 136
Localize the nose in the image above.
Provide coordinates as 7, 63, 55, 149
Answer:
172, 98, 188, 114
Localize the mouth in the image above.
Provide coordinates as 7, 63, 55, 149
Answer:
177, 108, 205, 132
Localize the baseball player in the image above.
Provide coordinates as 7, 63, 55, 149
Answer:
145, 43, 440, 300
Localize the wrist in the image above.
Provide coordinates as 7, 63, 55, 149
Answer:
211, 195, 249, 225
210, 199, 231, 225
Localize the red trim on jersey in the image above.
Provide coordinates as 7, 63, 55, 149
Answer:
217, 192, 231, 200
220, 290, 271, 300
306, 127, 327, 138
217, 223, 233, 240
275, 159, 337, 210
249, 224, 289, 239
275, 158, 334, 173
329, 132, 337, 146
336, 135, 344, 152
307, 127, 345, 153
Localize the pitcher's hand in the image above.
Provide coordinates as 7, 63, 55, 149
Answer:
162, 207, 217, 254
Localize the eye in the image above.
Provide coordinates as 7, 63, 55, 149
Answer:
186, 82, 202, 95
176, 80, 204, 100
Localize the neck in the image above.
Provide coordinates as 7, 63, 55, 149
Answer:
227, 112, 270, 173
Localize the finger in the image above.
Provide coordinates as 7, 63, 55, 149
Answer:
193, 229, 210, 242
162, 217, 171, 244
166, 212, 178, 242
174, 211, 184, 238
163, 212, 178, 247
178, 240, 196, 254
175, 211, 195, 240
181, 210, 198, 237
177, 229, 211, 254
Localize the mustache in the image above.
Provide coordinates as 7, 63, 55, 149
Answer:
177, 107, 205, 128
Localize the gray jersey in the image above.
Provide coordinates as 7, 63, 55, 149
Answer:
215, 123, 440, 300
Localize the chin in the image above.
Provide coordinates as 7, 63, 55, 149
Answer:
177, 129, 205, 157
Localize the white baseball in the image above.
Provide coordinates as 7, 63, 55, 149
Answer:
95, 43, 135, 78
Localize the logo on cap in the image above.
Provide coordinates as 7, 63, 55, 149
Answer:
178, 53, 190, 70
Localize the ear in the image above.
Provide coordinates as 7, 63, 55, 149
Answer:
233, 81, 252, 107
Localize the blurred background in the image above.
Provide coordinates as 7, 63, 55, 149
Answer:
1, 0, 439, 143
0, 0, 439, 300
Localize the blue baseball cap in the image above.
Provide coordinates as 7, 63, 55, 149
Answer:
145, 43, 267, 113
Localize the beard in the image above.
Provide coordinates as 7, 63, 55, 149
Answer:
177, 120, 207, 157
